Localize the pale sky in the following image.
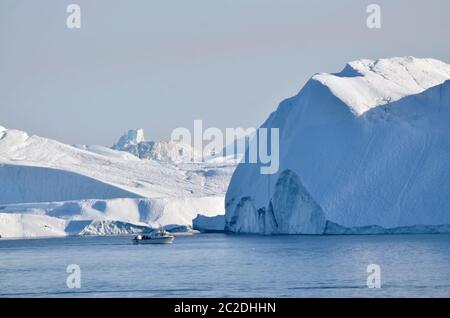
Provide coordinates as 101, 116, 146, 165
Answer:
1, 0, 450, 145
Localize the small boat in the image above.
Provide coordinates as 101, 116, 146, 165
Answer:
132, 229, 175, 244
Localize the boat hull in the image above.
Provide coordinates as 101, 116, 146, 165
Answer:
132, 236, 175, 244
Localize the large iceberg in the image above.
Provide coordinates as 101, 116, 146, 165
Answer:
225, 57, 450, 234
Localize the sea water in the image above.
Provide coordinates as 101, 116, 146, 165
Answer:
0, 234, 449, 297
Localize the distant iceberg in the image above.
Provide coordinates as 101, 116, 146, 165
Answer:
112, 128, 202, 162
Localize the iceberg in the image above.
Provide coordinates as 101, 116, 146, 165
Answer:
79, 220, 152, 236
112, 128, 201, 162
0, 127, 234, 238
225, 57, 450, 234
193, 214, 225, 232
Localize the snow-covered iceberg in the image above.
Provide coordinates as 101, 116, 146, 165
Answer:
0, 128, 234, 201
225, 57, 450, 234
0, 128, 232, 238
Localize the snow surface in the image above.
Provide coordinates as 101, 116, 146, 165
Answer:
74, 144, 138, 160
0, 128, 235, 201
0, 128, 232, 238
0, 164, 140, 204
226, 57, 450, 234
314, 57, 450, 115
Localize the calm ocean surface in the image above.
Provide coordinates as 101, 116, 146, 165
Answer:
0, 234, 449, 297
